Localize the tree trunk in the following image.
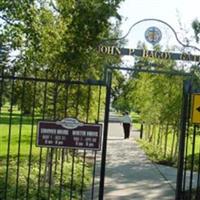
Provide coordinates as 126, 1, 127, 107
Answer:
157, 125, 162, 145
164, 124, 169, 158
148, 125, 152, 142
170, 126, 177, 158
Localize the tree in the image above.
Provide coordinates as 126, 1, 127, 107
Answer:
112, 45, 184, 126
0, 0, 124, 118
192, 19, 200, 43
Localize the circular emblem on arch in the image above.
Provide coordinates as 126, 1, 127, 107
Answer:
145, 26, 162, 45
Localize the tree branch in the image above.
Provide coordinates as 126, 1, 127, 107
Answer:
50, 0, 61, 13
0, 15, 15, 26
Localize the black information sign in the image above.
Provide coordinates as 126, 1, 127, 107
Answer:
37, 120, 102, 151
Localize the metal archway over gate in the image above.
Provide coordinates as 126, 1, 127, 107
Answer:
98, 17, 200, 200
98, 47, 200, 200
1, 18, 200, 200
0, 69, 108, 200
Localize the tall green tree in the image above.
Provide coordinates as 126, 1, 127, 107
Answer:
112, 45, 184, 126
192, 19, 200, 43
0, 0, 124, 118
0, 0, 123, 72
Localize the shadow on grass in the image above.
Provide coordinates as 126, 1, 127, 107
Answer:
183, 188, 200, 200
0, 112, 42, 125
1, 133, 37, 145
0, 153, 92, 200
185, 153, 200, 171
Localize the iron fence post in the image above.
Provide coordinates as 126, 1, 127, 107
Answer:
175, 80, 191, 200
140, 122, 144, 139
99, 69, 112, 200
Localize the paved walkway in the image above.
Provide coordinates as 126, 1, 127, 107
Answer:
100, 123, 176, 200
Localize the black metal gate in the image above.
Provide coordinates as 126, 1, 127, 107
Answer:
0, 67, 110, 200
109, 66, 200, 200
176, 80, 200, 200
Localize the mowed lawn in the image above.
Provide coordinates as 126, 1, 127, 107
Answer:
0, 108, 41, 158
139, 124, 200, 170
0, 107, 92, 200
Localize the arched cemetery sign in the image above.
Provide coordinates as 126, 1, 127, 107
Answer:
98, 46, 200, 62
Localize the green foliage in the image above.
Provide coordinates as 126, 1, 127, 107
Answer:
139, 123, 200, 172
139, 132, 200, 171
111, 70, 134, 112
185, 153, 200, 171
135, 58, 183, 125
1, 0, 123, 72
0, 108, 92, 199
0, 0, 123, 117
0, 156, 92, 200
192, 19, 200, 43
112, 45, 184, 126
138, 140, 174, 166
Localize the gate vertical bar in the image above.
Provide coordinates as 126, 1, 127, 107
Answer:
15, 68, 27, 199
188, 125, 197, 199
91, 85, 102, 199
4, 68, 15, 200
37, 70, 48, 200
99, 69, 112, 200
26, 70, 37, 199
195, 140, 200, 200
175, 80, 191, 200
80, 85, 91, 200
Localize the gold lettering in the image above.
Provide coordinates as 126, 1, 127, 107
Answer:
154, 51, 158, 59
188, 54, 192, 61
128, 48, 134, 55
180, 54, 185, 60
193, 55, 197, 62
159, 52, 165, 59
107, 46, 115, 55
181, 53, 189, 61
99, 46, 121, 55
165, 52, 171, 59
193, 55, 200, 62
115, 47, 121, 55
155, 51, 159, 58
142, 50, 148, 57
149, 51, 154, 58
98, 46, 200, 62
103, 46, 109, 54
99, 46, 108, 54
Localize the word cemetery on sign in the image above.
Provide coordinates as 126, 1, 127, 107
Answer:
37, 118, 102, 150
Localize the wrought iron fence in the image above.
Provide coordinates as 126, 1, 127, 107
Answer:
138, 82, 200, 200
0, 68, 106, 200
176, 86, 200, 200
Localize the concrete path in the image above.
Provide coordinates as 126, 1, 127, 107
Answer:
86, 122, 177, 199
102, 123, 176, 200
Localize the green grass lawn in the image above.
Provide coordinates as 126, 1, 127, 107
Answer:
0, 107, 92, 200
138, 124, 200, 171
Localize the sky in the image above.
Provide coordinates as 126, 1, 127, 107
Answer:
118, 0, 200, 52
